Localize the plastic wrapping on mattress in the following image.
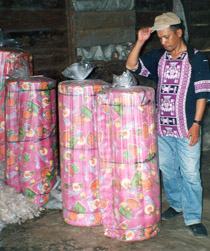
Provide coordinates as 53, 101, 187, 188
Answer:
112, 70, 137, 88
96, 86, 161, 241
62, 61, 95, 80
5, 76, 58, 206
0, 48, 33, 160
72, 0, 135, 12
58, 79, 110, 226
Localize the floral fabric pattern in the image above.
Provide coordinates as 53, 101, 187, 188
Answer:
0, 49, 33, 160
96, 86, 160, 241
58, 80, 109, 226
5, 77, 58, 206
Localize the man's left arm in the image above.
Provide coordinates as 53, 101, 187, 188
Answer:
187, 98, 206, 146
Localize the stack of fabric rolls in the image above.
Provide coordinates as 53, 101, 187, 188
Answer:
0, 48, 33, 161
96, 85, 161, 241
58, 79, 109, 226
5, 76, 58, 206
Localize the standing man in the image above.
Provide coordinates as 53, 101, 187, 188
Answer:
126, 12, 210, 238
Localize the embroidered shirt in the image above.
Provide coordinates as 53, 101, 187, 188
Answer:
132, 48, 210, 138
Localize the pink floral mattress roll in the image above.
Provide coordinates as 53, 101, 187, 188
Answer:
96, 86, 160, 241
0, 48, 33, 160
5, 77, 58, 206
58, 80, 109, 226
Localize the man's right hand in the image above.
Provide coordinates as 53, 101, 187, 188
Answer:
126, 27, 152, 70
137, 27, 152, 43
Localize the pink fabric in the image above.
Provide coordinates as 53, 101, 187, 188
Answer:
96, 86, 161, 241
5, 77, 58, 206
0, 49, 33, 160
58, 80, 109, 226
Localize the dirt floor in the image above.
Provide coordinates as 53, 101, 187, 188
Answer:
1, 150, 210, 251
1, 62, 210, 250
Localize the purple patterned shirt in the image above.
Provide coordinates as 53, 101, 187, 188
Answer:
134, 48, 210, 138
156, 52, 190, 137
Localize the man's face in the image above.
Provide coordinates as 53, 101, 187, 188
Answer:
157, 27, 182, 52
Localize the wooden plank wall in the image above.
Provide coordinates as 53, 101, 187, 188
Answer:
182, 0, 210, 60
65, 0, 136, 64
74, 10, 136, 48
0, 0, 209, 80
0, 0, 136, 78
0, 0, 68, 80
136, 0, 173, 29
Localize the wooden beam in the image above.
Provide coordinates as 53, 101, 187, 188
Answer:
75, 28, 135, 47
75, 10, 135, 30
65, 0, 77, 65
74, 10, 136, 47
0, 9, 66, 31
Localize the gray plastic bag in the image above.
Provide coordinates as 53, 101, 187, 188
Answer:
62, 61, 95, 80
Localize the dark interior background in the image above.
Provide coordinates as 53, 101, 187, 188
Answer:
0, 0, 209, 81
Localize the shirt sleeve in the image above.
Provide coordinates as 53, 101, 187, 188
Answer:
193, 51, 210, 100
131, 49, 163, 82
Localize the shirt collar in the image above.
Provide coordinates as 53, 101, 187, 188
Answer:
166, 51, 187, 60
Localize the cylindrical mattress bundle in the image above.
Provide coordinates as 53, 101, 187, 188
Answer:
96, 86, 160, 241
0, 48, 33, 160
58, 80, 109, 226
5, 76, 58, 206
